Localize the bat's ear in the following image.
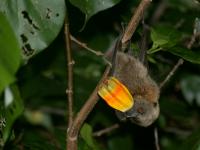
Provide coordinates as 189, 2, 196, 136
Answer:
108, 34, 123, 76
138, 22, 149, 65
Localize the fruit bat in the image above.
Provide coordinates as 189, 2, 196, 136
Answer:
98, 38, 160, 127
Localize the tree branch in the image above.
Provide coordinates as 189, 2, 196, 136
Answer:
187, 33, 200, 49
159, 58, 184, 89
70, 35, 104, 56
67, 66, 111, 150
93, 123, 120, 137
121, 0, 152, 50
70, 35, 112, 66
66, 0, 154, 149
64, 15, 74, 149
159, 25, 200, 88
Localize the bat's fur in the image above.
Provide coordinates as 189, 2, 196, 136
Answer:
107, 51, 160, 127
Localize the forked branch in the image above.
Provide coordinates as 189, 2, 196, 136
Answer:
66, 0, 153, 149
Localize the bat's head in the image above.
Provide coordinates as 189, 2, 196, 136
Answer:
125, 98, 159, 127
98, 76, 160, 127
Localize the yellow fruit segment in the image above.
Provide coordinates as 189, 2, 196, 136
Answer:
98, 77, 134, 112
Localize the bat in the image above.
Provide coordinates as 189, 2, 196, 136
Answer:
98, 38, 160, 127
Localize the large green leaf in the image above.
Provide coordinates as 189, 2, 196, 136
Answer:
0, 85, 24, 147
0, 12, 20, 94
148, 25, 200, 64
69, 0, 121, 23
0, 0, 65, 59
166, 47, 200, 64
148, 25, 182, 54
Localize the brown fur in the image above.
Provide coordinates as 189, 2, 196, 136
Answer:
112, 52, 160, 127
114, 52, 159, 103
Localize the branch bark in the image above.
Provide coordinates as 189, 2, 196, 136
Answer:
67, 66, 110, 150
66, 0, 153, 149
121, 0, 152, 50
64, 15, 74, 149
159, 59, 184, 89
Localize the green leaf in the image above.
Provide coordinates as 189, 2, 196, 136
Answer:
0, 0, 65, 59
1, 85, 24, 146
148, 25, 182, 54
180, 75, 200, 106
166, 47, 200, 64
69, 0, 121, 24
80, 123, 98, 150
0, 12, 21, 94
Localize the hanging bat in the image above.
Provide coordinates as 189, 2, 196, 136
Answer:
98, 39, 160, 127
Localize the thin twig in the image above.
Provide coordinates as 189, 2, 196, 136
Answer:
154, 127, 160, 150
159, 26, 200, 88
67, 66, 111, 150
70, 35, 104, 56
64, 15, 74, 149
150, 0, 168, 25
187, 33, 200, 49
70, 35, 113, 66
71, 35, 113, 67
93, 123, 120, 137
121, 0, 151, 50
159, 58, 184, 89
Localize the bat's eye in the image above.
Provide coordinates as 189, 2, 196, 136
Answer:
98, 77, 134, 112
153, 102, 158, 107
